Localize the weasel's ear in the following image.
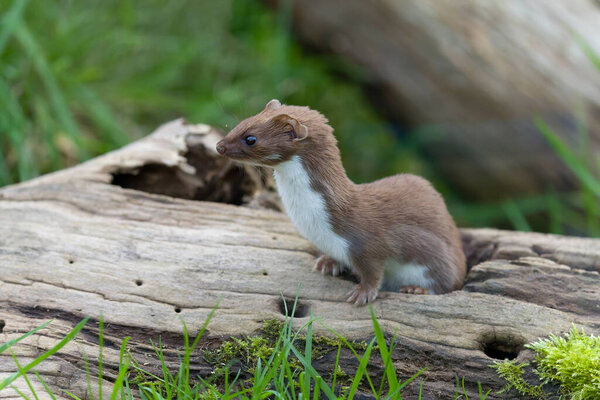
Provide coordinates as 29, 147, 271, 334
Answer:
264, 99, 282, 112
272, 114, 308, 142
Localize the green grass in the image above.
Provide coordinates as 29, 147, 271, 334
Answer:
1, 298, 492, 399
0, 0, 417, 187
535, 117, 600, 237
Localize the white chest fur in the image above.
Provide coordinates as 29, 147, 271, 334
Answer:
273, 156, 351, 266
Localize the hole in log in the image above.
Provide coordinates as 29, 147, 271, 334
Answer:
174, 307, 182, 313
461, 233, 498, 271
135, 279, 143, 286
481, 336, 523, 360
68, 259, 75, 264
262, 271, 268, 276
111, 137, 270, 205
0, 320, 5, 333
277, 298, 309, 318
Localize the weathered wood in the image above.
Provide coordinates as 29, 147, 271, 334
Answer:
1, 120, 599, 399
284, 0, 600, 200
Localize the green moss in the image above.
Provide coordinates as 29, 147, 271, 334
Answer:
491, 325, 600, 400
491, 360, 547, 399
203, 318, 365, 386
527, 326, 600, 400
204, 334, 285, 378
312, 334, 367, 352
260, 318, 285, 340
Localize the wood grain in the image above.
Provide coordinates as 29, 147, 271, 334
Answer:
1, 120, 598, 399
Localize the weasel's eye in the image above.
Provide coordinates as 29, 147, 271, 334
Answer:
244, 135, 257, 146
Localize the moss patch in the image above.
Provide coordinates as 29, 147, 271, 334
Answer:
203, 319, 366, 386
491, 325, 600, 400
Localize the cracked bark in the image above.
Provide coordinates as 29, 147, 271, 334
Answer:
0, 120, 599, 399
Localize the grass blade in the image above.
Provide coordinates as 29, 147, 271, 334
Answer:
7, 384, 30, 399
33, 371, 58, 400
10, 350, 39, 400
0, 317, 89, 390
299, 372, 308, 399
478, 381, 491, 400
347, 337, 376, 400
14, 23, 87, 158
98, 315, 104, 400
385, 367, 426, 400
501, 199, 531, 232
110, 337, 131, 400
0, 0, 29, 54
190, 298, 221, 353
289, 344, 337, 400
304, 311, 314, 398
331, 343, 341, 393
546, 192, 563, 234
577, 36, 600, 72
369, 306, 399, 391
313, 375, 321, 400
73, 86, 130, 148
83, 351, 93, 400
0, 76, 37, 182
317, 322, 378, 395
0, 320, 52, 354
536, 117, 600, 198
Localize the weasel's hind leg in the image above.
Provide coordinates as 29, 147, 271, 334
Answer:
314, 255, 344, 276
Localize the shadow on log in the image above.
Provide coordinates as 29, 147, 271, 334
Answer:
0, 120, 599, 398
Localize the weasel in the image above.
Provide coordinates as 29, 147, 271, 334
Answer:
216, 100, 466, 305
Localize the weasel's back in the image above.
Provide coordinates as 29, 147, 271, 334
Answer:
357, 173, 449, 227
357, 173, 463, 253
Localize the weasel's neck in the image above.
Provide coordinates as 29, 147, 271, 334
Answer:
272, 154, 353, 265
273, 153, 354, 217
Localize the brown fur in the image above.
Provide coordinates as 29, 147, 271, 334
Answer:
217, 100, 466, 303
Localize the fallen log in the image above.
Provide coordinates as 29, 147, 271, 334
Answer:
0, 120, 598, 399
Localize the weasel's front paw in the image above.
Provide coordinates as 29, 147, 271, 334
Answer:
314, 255, 342, 276
347, 283, 378, 306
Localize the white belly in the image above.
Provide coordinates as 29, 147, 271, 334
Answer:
382, 260, 435, 293
273, 156, 351, 266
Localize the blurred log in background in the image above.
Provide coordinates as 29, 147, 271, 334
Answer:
283, 0, 600, 200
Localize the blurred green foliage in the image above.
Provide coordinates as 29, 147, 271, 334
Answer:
0, 0, 420, 187
1, 0, 599, 236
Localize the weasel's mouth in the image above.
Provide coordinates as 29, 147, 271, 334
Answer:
224, 152, 268, 167
223, 150, 247, 159
222, 150, 281, 168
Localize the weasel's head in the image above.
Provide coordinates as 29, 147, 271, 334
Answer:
216, 99, 330, 167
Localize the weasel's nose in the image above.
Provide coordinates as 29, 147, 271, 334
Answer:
216, 140, 226, 155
